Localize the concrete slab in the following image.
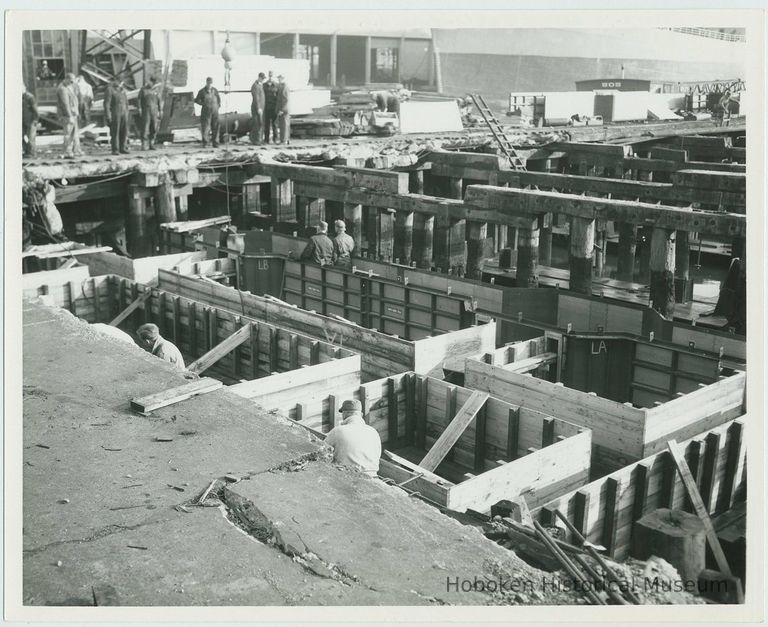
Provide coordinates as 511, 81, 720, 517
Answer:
22, 299, 579, 606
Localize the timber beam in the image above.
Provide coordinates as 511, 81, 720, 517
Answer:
464, 185, 746, 237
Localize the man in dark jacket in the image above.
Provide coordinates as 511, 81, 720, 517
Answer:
139, 77, 162, 150
276, 74, 291, 145
104, 77, 130, 154
22, 84, 39, 157
263, 71, 279, 144
195, 77, 221, 147
250, 72, 266, 145
300, 221, 335, 266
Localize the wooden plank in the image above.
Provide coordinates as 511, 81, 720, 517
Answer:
387, 377, 398, 444
666, 440, 733, 577
474, 404, 487, 473
420, 390, 489, 472
717, 421, 744, 510
92, 278, 101, 322
506, 352, 557, 374
186, 323, 252, 375
250, 323, 259, 379
541, 417, 555, 448
699, 432, 722, 513
172, 296, 181, 343
109, 289, 153, 327
130, 377, 223, 413
289, 334, 299, 370
602, 477, 621, 557
329, 394, 339, 428
268, 327, 278, 373
405, 373, 416, 444
416, 377, 427, 450
573, 490, 590, 543
189, 301, 198, 356
631, 462, 652, 523
507, 407, 520, 460
310, 340, 320, 366
381, 450, 449, 485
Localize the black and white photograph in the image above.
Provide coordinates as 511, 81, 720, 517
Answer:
4, 7, 765, 623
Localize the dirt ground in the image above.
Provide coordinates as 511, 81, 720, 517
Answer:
21, 299, 584, 607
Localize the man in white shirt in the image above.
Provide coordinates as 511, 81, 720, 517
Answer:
324, 400, 382, 476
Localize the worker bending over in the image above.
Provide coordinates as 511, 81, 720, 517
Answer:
324, 400, 382, 476
136, 323, 185, 370
300, 220, 335, 265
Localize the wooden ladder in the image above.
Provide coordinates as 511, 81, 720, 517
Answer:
470, 93, 527, 171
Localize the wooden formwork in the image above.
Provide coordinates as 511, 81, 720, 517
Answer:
231, 370, 592, 514
265, 232, 746, 364
281, 260, 477, 340
464, 358, 745, 476
535, 418, 746, 560
155, 269, 496, 382
22, 269, 360, 391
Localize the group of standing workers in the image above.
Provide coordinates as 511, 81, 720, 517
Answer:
300, 219, 355, 268
248, 70, 291, 145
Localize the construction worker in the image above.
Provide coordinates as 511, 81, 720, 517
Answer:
139, 77, 162, 150
324, 399, 382, 476
332, 219, 355, 268
56, 73, 82, 158
718, 90, 733, 126
38, 60, 54, 80
250, 72, 266, 145
276, 74, 290, 145
300, 221, 334, 266
263, 71, 279, 144
104, 76, 130, 155
75, 75, 93, 125
22, 83, 39, 158
195, 77, 221, 147
136, 323, 185, 370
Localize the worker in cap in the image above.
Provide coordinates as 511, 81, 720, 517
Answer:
104, 74, 130, 154
299, 220, 334, 266
332, 219, 355, 269
324, 399, 382, 476
263, 71, 279, 143
250, 72, 266, 145
136, 323, 185, 370
195, 77, 221, 147
276, 73, 291, 144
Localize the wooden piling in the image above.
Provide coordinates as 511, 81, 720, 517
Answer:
271, 177, 296, 223
126, 186, 150, 258
344, 202, 363, 256
616, 223, 637, 282
379, 208, 395, 263
466, 221, 488, 280
539, 221, 553, 267
395, 210, 414, 265
155, 174, 177, 224
449, 177, 463, 200
413, 214, 434, 269
675, 230, 692, 303
649, 227, 676, 318
516, 221, 540, 287
408, 170, 424, 194
568, 216, 595, 295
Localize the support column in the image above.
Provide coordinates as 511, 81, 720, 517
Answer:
329, 33, 337, 86
449, 177, 463, 200
271, 177, 296, 223
539, 215, 552, 267
595, 226, 607, 278
408, 170, 424, 194
466, 221, 488, 280
675, 229, 692, 303
616, 223, 637, 282
649, 227, 676, 318
637, 226, 652, 283
242, 183, 261, 215
434, 216, 466, 275
344, 202, 362, 257
364, 36, 372, 84
254, 32, 261, 56
395, 210, 414, 265
397, 36, 405, 83
365, 206, 379, 258
126, 185, 151, 258
516, 220, 540, 287
413, 214, 434, 269
176, 193, 189, 221
292, 33, 301, 59
569, 217, 595, 295
155, 173, 177, 224
379, 208, 395, 263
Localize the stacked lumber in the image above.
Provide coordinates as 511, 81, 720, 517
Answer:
290, 118, 355, 138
